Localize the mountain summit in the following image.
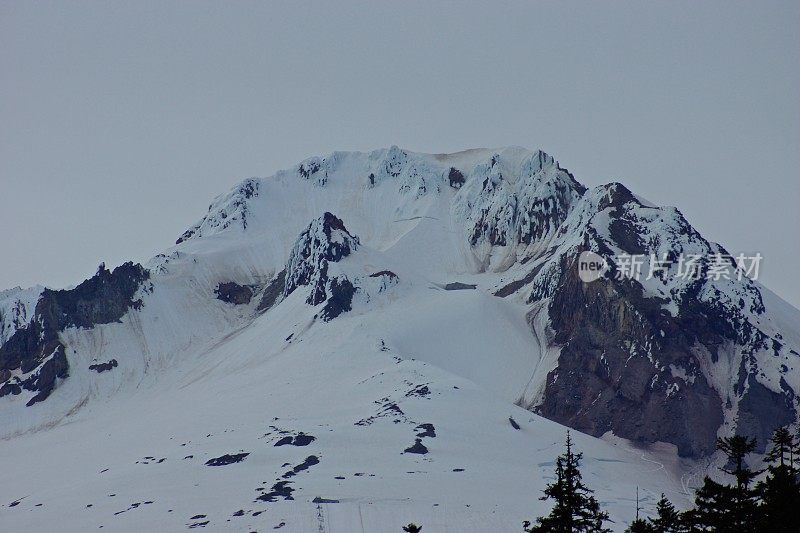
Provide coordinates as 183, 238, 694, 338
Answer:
2, 146, 798, 531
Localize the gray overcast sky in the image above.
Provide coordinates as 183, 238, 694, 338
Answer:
2, 1, 799, 307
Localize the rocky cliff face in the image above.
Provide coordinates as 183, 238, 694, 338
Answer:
495, 182, 794, 455
540, 262, 725, 457
283, 212, 360, 317
0, 262, 148, 405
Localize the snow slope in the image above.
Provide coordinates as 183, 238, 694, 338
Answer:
1, 281, 687, 532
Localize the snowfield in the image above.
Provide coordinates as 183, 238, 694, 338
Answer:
0, 290, 689, 531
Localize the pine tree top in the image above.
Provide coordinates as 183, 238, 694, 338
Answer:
525, 432, 610, 533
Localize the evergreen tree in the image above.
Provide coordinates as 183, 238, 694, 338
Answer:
683, 435, 759, 532
683, 476, 737, 532
793, 425, 800, 471
624, 518, 655, 533
648, 493, 683, 533
716, 435, 760, 530
765, 426, 794, 467
756, 426, 800, 532
524, 432, 611, 532
402, 524, 422, 533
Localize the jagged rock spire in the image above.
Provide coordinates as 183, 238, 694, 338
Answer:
284, 212, 360, 306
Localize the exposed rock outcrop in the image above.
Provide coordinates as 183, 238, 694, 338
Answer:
0, 262, 148, 406
214, 282, 253, 305
506, 182, 795, 456
536, 258, 725, 457
257, 270, 286, 313
176, 179, 259, 244
89, 359, 118, 373
283, 212, 360, 321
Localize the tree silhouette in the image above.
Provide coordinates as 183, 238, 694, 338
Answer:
683, 476, 736, 532
756, 426, 800, 532
716, 435, 760, 529
683, 435, 758, 531
624, 518, 654, 532
647, 493, 683, 533
765, 426, 794, 467
524, 432, 610, 532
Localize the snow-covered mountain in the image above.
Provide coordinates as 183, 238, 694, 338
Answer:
1, 146, 798, 531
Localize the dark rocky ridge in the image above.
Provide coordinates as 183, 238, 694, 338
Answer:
0, 262, 148, 406
369, 270, 398, 280
536, 254, 794, 456
448, 167, 465, 188
257, 270, 286, 312
205, 452, 249, 466
510, 183, 795, 456
0, 344, 69, 406
444, 282, 476, 291
283, 212, 360, 321
214, 282, 253, 305
318, 278, 356, 321
536, 257, 725, 457
36, 262, 148, 331
89, 359, 118, 373
284, 212, 359, 302
736, 375, 796, 451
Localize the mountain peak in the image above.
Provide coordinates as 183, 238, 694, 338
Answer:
6, 145, 796, 463
4, 143, 800, 531
283, 212, 360, 308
